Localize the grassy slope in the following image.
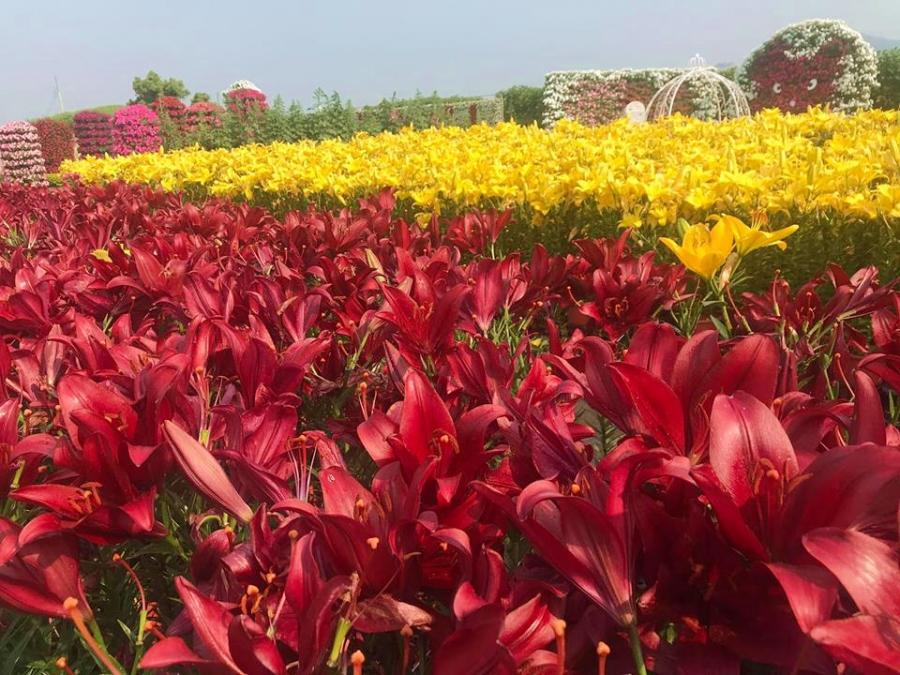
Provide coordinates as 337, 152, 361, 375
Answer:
44, 104, 123, 123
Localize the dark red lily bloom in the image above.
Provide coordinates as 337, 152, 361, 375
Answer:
693, 391, 900, 563
163, 420, 254, 523
445, 209, 511, 255
10, 373, 164, 543
465, 259, 508, 334
378, 281, 469, 362
548, 329, 782, 460
0, 515, 91, 619
476, 450, 664, 630
0, 398, 55, 499
433, 582, 556, 675
568, 232, 685, 340
770, 527, 900, 673
358, 368, 505, 493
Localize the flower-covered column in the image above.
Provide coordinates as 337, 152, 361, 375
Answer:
73, 111, 114, 157
112, 104, 162, 155
0, 121, 49, 186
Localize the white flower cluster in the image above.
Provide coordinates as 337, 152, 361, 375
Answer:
543, 68, 737, 127
738, 19, 878, 112
222, 80, 263, 96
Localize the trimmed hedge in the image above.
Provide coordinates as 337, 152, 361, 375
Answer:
498, 85, 544, 125
875, 48, 900, 109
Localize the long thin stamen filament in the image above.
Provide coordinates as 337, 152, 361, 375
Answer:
64, 598, 124, 675
400, 624, 413, 673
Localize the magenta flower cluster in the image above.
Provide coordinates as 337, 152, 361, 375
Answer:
73, 111, 114, 157
111, 104, 162, 156
0, 121, 48, 186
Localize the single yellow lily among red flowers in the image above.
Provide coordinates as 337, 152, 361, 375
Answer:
714, 212, 799, 255
660, 213, 799, 280
659, 218, 734, 280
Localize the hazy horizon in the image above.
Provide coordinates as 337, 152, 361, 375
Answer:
2, 0, 899, 123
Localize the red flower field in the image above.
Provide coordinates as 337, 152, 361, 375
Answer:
0, 181, 897, 674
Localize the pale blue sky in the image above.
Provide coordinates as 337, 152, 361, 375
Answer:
2, 0, 899, 122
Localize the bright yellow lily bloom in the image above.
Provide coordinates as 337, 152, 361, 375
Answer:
716, 213, 799, 255
659, 218, 734, 280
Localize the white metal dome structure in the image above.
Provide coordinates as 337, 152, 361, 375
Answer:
646, 55, 751, 121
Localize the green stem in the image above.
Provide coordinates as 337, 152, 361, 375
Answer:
326, 616, 352, 668
627, 622, 648, 675
88, 618, 108, 650
85, 617, 126, 674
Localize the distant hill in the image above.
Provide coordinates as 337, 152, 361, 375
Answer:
44, 104, 122, 124
863, 34, 900, 51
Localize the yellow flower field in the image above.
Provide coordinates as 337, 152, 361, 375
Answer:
62, 108, 900, 227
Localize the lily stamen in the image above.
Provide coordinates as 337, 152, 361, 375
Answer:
597, 642, 611, 675
551, 618, 566, 675
55, 657, 75, 675
63, 597, 122, 675
401, 624, 413, 673
350, 649, 365, 675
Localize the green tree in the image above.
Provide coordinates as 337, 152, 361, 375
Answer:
261, 97, 290, 144
874, 48, 900, 109
191, 92, 211, 104
132, 70, 190, 104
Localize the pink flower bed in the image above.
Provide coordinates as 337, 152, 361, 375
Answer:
0, 121, 48, 186
111, 104, 162, 155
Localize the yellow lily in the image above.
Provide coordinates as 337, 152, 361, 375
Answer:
717, 213, 799, 256
659, 218, 734, 280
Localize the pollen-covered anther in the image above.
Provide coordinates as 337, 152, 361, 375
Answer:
366, 537, 380, 550
240, 584, 263, 615
551, 618, 566, 637
570, 483, 582, 495
355, 498, 368, 520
